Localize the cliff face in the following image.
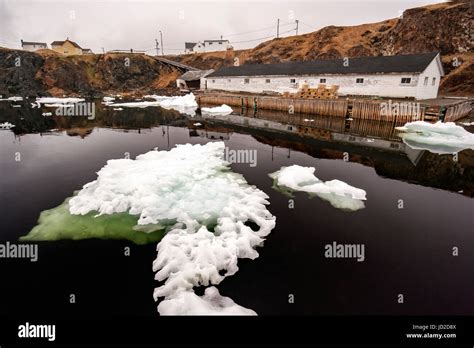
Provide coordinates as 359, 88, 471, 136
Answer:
0, 49, 180, 97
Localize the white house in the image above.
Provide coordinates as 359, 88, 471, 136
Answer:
185, 39, 231, 53
205, 53, 444, 100
21, 40, 47, 51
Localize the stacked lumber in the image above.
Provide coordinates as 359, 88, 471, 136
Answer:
283, 83, 339, 100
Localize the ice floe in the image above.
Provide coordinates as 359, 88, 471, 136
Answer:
396, 121, 474, 154
201, 104, 233, 115
108, 93, 198, 116
62, 141, 275, 315
0, 122, 15, 129
270, 165, 366, 211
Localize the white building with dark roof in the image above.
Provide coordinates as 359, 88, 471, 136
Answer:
205, 53, 444, 100
21, 40, 47, 51
185, 39, 230, 53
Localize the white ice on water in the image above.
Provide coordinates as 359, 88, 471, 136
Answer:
0, 96, 23, 102
0, 122, 15, 129
68, 142, 275, 315
201, 104, 233, 115
270, 165, 366, 211
109, 93, 198, 116
396, 121, 474, 154
36, 97, 85, 104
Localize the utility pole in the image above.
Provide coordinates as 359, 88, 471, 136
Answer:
155, 39, 159, 56
101, 47, 105, 53
295, 19, 299, 35
277, 18, 280, 38
159, 30, 164, 56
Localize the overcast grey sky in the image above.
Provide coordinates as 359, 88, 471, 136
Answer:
0, 0, 445, 54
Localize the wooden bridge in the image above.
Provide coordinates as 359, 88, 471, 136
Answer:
154, 57, 199, 72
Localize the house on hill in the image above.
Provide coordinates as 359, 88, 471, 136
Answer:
51, 39, 83, 56
21, 40, 47, 51
205, 53, 444, 100
185, 39, 231, 53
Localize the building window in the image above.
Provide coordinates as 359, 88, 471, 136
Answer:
228, 79, 231, 83
266, 79, 271, 83
320, 78, 326, 83
424, 77, 429, 86
244, 78, 249, 84
290, 78, 296, 83
356, 78, 364, 84
401, 77, 411, 84
212, 80, 215, 83
219, 42, 222, 44
209, 42, 213, 45
432, 77, 436, 86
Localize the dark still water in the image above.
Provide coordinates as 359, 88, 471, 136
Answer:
0, 101, 473, 318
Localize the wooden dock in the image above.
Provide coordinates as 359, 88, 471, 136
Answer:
197, 93, 472, 123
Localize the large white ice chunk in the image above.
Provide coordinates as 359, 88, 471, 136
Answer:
270, 165, 366, 211
109, 93, 198, 116
68, 142, 275, 315
396, 121, 474, 154
158, 287, 256, 315
201, 104, 233, 115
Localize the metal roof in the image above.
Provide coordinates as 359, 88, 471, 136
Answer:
207, 52, 440, 78
21, 41, 47, 46
179, 69, 215, 81
185, 42, 197, 49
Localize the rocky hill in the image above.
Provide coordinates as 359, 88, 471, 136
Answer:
0, 49, 180, 97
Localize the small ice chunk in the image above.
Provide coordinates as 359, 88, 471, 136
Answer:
0, 96, 23, 102
193, 122, 202, 126
303, 118, 314, 122
113, 107, 123, 111
42, 112, 52, 116
103, 96, 115, 102
36, 97, 85, 104
201, 104, 233, 115
269, 165, 366, 211
0, 122, 15, 129
396, 121, 474, 154
12, 105, 21, 108
44, 104, 75, 108
158, 287, 256, 315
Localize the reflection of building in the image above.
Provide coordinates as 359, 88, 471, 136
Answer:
189, 128, 230, 140
205, 52, 444, 100
21, 40, 47, 51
